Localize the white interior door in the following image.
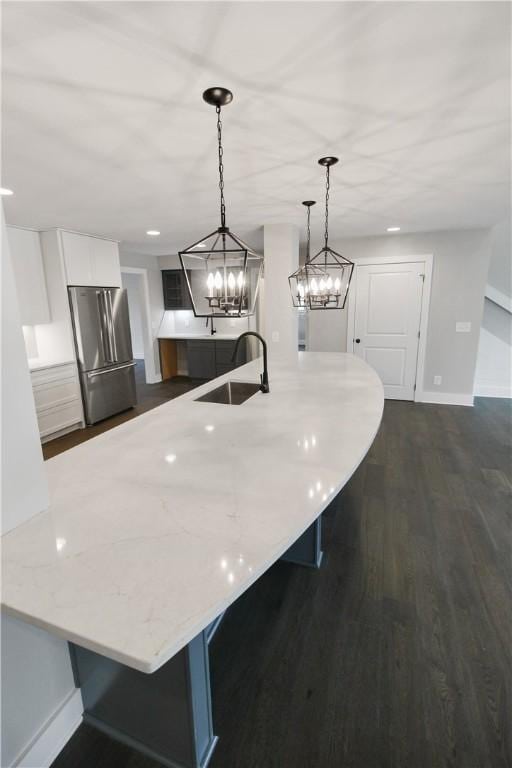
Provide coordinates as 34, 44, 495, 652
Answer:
352, 262, 424, 400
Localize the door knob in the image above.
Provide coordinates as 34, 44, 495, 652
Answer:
355, 338, 361, 344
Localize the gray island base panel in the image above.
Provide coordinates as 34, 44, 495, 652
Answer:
70, 631, 217, 768
69, 519, 324, 768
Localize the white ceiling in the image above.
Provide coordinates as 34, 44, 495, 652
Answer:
2, 1, 510, 256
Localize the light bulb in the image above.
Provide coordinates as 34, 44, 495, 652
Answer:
237, 271, 244, 288
228, 272, 236, 291
214, 271, 223, 289
298, 284, 305, 298
326, 276, 333, 290
334, 277, 341, 292
311, 278, 318, 293
319, 278, 326, 291
207, 273, 214, 289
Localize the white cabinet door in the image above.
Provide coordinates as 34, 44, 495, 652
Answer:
61, 231, 94, 285
61, 231, 120, 287
352, 262, 424, 400
7, 226, 51, 325
90, 237, 121, 287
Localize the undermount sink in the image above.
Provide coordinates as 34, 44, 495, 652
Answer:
195, 381, 261, 405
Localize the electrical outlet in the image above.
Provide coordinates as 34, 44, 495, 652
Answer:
434, 375, 442, 386
456, 321, 471, 333
272, 331, 280, 343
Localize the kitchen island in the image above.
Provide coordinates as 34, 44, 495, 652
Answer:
2, 352, 384, 768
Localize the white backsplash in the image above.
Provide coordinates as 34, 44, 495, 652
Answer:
158, 309, 253, 337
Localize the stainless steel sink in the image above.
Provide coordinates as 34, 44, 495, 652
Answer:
195, 381, 261, 405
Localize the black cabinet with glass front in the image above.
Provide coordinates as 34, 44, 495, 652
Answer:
162, 269, 192, 310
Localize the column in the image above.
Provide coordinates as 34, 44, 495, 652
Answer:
262, 223, 300, 362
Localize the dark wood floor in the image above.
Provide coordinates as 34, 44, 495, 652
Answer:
43, 361, 201, 459
51, 396, 512, 768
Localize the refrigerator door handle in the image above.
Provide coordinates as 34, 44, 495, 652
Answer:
97, 290, 112, 362
106, 290, 118, 362
87, 362, 136, 379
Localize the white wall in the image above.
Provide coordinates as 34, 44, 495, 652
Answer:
1, 212, 48, 534
122, 272, 144, 358
262, 224, 299, 362
308, 228, 491, 398
487, 218, 511, 296
119, 251, 164, 382
1, 207, 81, 767
474, 218, 512, 397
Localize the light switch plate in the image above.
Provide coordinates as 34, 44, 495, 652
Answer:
272, 331, 280, 343
434, 375, 442, 386
456, 321, 471, 333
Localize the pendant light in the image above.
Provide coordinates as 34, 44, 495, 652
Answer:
303, 157, 354, 310
289, 200, 326, 308
179, 87, 264, 318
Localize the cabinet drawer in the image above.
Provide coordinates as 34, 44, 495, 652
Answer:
33, 378, 80, 412
31, 363, 78, 387
37, 399, 82, 438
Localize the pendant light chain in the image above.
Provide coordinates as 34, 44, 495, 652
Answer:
306, 204, 312, 262
216, 105, 227, 228
324, 165, 330, 250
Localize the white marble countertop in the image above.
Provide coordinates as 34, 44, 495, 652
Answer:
2, 353, 383, 673
157, 333, 240, 341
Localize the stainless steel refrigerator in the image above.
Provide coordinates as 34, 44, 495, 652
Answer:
68, 286, 137, 425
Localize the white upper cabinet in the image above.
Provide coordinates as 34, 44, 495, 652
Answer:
60, 231, 93, 285
90, 237, 121, 287
7, 226, 51, 325
60, 230, 121, 287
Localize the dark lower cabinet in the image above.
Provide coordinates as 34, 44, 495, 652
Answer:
187, 341, 216, 379
186, 338, 247, 380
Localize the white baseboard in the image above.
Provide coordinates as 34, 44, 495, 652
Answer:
417, 391, 474, 406
14, 688, 83, 768
474, 383, 512, 398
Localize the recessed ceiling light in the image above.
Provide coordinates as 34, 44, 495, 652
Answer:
0, 187, 14, 196
146, 230, 160, 236
387, 226, 401, 232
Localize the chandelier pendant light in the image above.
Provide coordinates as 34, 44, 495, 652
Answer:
303, 157, 354, 310
289, 200, 325, 308
179, 87, 264, 319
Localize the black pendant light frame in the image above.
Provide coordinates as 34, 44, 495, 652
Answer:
289, 200, 325, 308
178, 88, 263, 319
304, 157, 354, 310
